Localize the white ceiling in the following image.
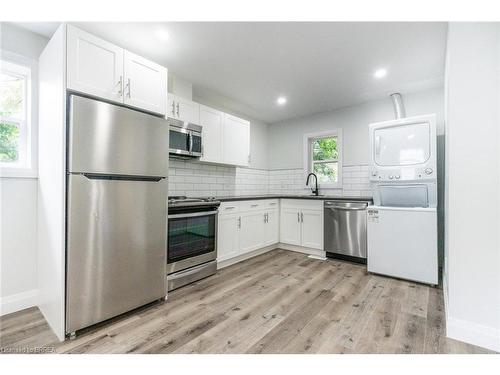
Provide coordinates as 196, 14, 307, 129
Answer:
14, 22, 447, 124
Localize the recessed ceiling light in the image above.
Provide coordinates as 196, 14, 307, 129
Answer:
277, 96, 287, 105
374, 68, 387, 79
155, 29, 170, 41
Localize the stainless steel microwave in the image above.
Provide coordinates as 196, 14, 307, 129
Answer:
168, 117, 203, 158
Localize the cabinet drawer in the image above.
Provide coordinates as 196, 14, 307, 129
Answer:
280, 199, 323, 210
219, 201, 243, 214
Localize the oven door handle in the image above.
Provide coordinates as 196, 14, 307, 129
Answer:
168, 210, 218, 219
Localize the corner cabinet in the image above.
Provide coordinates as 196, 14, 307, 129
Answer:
199, 105, 224, 163
222, 114, 250, 166
67, 25, 167, 115
217, 200, 279, 264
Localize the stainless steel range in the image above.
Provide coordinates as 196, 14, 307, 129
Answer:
167, 196, 221, 291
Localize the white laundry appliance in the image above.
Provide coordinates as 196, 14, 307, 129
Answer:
367, 111, 438, 285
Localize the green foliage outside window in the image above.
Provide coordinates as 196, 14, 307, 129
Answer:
312, 136, 338, 183
0, 71, 23, 163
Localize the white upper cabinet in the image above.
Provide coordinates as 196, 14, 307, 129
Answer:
123, 51, 167, 115
167, 94, 200, 124
199, 105, 223, 163
67, 25, 124, 103
222, 114, 250, 166
67, 25, 167, 115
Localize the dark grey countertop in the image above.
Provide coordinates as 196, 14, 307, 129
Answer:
214, 194, 373, 203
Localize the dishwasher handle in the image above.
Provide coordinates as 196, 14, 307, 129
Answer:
326, 205, 367, 211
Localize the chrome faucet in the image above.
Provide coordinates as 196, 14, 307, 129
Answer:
306, 172, 319, 196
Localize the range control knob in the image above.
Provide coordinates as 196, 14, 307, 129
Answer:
424, 168, 433, 175
389, 175, 394, 180
395, 175, 401, 179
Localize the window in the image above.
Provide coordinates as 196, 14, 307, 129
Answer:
0, 55, 36, 177
304, 130, 342, 188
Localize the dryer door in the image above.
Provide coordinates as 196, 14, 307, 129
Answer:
373, 122, 430, 167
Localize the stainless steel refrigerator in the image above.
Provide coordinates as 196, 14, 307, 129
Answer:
66, 95, 169, 335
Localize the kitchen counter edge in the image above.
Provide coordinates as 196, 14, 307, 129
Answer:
214, 195, 373, 203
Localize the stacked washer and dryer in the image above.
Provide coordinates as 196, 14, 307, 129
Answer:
367, 94, 438, 285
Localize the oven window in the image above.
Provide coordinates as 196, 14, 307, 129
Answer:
168, 214, 216, 263
170, 130, 189, 151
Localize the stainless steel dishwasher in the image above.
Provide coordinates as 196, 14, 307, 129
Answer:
324, 200, 368, 264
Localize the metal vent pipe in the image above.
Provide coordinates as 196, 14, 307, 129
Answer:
390, 93, 406, 119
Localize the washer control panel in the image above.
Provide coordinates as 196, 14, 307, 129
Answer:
370, 167, 434, 182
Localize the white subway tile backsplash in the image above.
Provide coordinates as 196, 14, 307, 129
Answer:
168, 160, 372, 198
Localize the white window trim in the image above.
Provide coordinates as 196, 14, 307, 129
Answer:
0, 50, 38, 179
302, 129, 343, 190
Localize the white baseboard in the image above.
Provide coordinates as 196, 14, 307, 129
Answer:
217, 243, 327, 270
277, 243, 326, 259
446, 315, 500, 352
444, 275, 500, 352
217, 244, 277, 269
0, 289, 38, 316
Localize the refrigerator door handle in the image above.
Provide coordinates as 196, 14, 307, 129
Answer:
81, 173, 165, 182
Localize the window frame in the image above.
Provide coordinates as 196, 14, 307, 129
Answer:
0, 51, 38, 178
303, 129, 343, 189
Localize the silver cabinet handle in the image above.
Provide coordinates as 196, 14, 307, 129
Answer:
301, 212, 304, 222
225, 206, 235, 210
269, 202, 277, 206
125, 78, 131, 98
264, 213, 267, 223
297, 212, 300, 223
176, 102, 180, 117
117, 75, 123, 96
238, 216, 241, 229
171, 101, 175, 116
251, 204, 258, 208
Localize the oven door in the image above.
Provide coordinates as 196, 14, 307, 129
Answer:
167, 210, 218, 273
169, 126, 190, 156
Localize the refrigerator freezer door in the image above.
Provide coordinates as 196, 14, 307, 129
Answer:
367, 206, 438, 285
68, 95, 169, 176
66, 174, 167, 333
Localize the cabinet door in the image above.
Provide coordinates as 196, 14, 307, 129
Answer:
123, 51, 167, 115
280, 208, 301, 246
239, 211, 265, 254
199, 105, 223, 163
222, 114, 250, 166
217, 214, 240, 262
167, 95, 177, 118
176, 96, 200, 124
301, 209, 324, 250
67, 25, 124, 103
264, 209, 280, 246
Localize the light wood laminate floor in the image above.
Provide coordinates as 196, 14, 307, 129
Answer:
0, 250, 494, 354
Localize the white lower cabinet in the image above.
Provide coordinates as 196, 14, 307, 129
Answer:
264, 208, 280, 246
279, 208, 302, 245
279, 200, 324, 250
217, 200, 279, 263
300, 209, 324, 249
217, 213, 240, 261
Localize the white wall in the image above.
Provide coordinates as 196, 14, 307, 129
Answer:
0, 23, 48, 315
268, 87, 444, 170
0, 179, 38, 314
444, 22, 500, 352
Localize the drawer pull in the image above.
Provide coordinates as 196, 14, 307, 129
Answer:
269, 202, 277, 206
225, 206, 236, 210
251, 204, 258, 207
